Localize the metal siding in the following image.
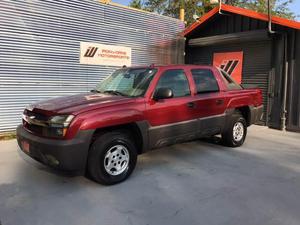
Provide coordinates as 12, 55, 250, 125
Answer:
186, 41, 271, 124
185, 9, 300, 132
0, 0, 184, 132
287, 30, 300, 132
185, 12, 273, 125
186, 13, 268, 39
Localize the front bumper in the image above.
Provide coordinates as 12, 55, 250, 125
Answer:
16, 125, 94, 174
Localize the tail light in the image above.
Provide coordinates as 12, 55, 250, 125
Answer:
254, 89, 263, 106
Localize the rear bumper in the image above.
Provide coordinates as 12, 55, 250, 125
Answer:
16, 125, 94, 174
250, 105, 264, 125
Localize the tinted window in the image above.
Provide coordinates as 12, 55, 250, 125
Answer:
191, 69, 219, 94
156, 69, 190, 97
219, 69, 242, 90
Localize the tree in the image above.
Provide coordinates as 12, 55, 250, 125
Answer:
128, 0, 296, 25
163, 0, 215, 25
128, 0, 143, 9
229, 0, 295, 19
144, 0, 169, 14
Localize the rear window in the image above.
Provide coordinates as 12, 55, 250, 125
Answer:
218, 69, 242, 90
191, 69, 219, 94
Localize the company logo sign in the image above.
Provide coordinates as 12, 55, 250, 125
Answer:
84, 47, 98, 57
80, 42, 131, 66
219, 60, 240, 75
213, 51, 244, 84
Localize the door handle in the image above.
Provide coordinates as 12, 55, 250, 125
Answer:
216, 99, 224, 105
187, 102, 196, 108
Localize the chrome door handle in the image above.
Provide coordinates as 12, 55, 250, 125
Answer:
187, 102, 196, 108
216, 99, 224, 105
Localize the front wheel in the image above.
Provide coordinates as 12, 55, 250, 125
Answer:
222, 111, 247, 147
87, 130, 137, 185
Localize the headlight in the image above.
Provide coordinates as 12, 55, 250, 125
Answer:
48, 115, 74, 128
47, 115, 74, 137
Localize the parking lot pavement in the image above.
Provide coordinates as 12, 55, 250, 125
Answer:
1, 126, 300, 225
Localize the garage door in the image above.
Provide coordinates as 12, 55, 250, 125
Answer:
186, 40, 272, 124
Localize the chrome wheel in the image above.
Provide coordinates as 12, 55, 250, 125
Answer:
104, 145, 130, 176
233, 122, 244, 142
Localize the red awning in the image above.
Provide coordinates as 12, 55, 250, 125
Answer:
184, 4, 300, 36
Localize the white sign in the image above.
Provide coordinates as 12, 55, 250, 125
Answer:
80, 42, 131, 66
210, 0, 219, 4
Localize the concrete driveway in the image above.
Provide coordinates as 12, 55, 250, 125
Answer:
1, 125, 300, 225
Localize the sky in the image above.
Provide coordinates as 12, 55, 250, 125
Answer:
289, 1, 300, 21
113, 0, 299, 21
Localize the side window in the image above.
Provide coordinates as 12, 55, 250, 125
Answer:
156, 69, 191, 97
219, 69, 242, 90
191, 69, 219, 94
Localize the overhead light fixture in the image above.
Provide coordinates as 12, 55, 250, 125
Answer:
193, 14, 199, 20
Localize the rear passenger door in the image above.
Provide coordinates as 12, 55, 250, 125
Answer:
191, 69, 227, 136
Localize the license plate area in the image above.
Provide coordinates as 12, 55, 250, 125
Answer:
21, 141, 30, 153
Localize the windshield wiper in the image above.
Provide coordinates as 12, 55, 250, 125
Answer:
103, 90, 127, 96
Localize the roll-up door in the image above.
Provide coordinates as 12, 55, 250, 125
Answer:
186, 40, 272, 124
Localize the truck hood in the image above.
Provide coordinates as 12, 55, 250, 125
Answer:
30, 93, 134, 115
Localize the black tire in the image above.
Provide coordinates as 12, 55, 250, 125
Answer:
221, 111, 247, 147
87, 130, 137, 185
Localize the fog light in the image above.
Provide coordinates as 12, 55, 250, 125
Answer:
56, 128, 64, 136
53, 128, 68, 137
45, 154, 59, 166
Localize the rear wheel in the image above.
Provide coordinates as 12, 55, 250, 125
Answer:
87, 130, 137, 185
222, 111, 247, 147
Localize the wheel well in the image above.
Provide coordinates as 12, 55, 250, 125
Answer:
91, 123, 144, 154
236, 106, 251, 126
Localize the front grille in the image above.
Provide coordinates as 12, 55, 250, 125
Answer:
23, 110, 63, 138
23, 110, 49, 135
24, 122, 44, 134
24, 109, 48, 121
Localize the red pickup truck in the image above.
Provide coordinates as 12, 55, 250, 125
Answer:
17, 65, 263, 185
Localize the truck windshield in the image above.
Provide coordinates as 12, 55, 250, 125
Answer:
94, 68, 157, 97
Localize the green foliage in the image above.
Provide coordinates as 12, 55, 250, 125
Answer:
128, 0, 143, 9
128, 0, 296, 25
163, 0, 215, 25
229, 0, 295, 19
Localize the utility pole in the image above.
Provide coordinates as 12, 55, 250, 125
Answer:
179, 0, 185, 22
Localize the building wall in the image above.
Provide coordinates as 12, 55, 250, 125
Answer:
186, 40, 271, 124
185, 12, 300, 131
0, 0, 184, 132
186, 14, 269, 39
286, 30, 300, 132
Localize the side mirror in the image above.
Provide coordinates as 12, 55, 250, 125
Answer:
153, 88, 173, 101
